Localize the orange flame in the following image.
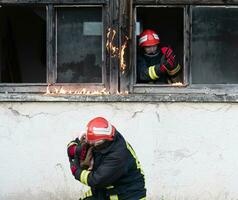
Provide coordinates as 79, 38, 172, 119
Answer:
44, 85, 129, 96
106, 28, 128, 73
106, 28, 118, 57
119, 36, 128, 74
44, 28, 130, 96
45, 85, 111, 96
171, 82, 183, 86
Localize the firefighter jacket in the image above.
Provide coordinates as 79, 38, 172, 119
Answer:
76, 130, 146, 200
137, 47, 180, 84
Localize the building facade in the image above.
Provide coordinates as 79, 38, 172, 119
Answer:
0, 0, 238, 199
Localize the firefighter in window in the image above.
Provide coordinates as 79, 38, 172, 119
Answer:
137, 29, 181, 84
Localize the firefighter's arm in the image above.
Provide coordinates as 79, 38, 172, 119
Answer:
67, 135, 93, 176
137, 56, 168, 81
137, 56, 163, 82
137, 57, 153, 82
67, 138, 81, 161
73, 149, 128, 188
69, 145, 93, 178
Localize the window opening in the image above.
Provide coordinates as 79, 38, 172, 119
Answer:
0, 6, 46, 83
136, 7, 184, 85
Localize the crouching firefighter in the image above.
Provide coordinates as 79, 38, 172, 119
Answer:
67, 117, 146, 200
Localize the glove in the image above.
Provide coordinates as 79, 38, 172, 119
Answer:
80, 133, 87, 144
67, 142, 77, 160
67, 137, 81, 161
78, 133, 90, 161
80, 146, 93, 170
70, 162, 78, 175
160, 47, 176, 71
70, 160, 82, 180
78, 133, 93, 169
69, 142, 83, 180
80, 143, 89, 161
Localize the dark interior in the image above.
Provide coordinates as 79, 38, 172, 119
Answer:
136, 7, 184, 83
0, 6, 46, 83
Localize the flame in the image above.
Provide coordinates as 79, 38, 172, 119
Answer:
44, 85, 110, 95
106, 28, 128, 73
44, 85, 129, 96
171, 82, 183, 86
117, 90, 129, 95
119, 36, 128, 74
106, 28, 118, 57
46, 84, 51, 94
44, 28, 130, 96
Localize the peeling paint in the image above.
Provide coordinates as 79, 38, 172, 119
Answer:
155, 149, 198, 162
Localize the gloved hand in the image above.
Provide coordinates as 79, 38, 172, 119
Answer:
160, 47, 176, 72
67, 137, 81, 161
67, 134, 93, 174
80, 143, 89, 161
80, 146, 93, 170
80, 133, 87, 144
70, 162, 78, 175
70, 160, 82, 180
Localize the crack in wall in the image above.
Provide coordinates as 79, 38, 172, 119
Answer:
7, 106, 77, 119
155, 111, 160, 122
131, 110, 144, 118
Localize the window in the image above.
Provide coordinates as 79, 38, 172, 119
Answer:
191, 6, 238, 84
56, 7, 103, 83
136, 7, 184, 84
131, 2, 238, 98
0, 6, 46, 83
0, 2, 109, 94
131, 5, 185, 93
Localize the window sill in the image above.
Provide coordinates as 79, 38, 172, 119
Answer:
0, 92, 238, 102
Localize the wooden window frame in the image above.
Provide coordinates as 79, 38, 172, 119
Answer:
53, 5, 108, 91
0, 0, 121, 94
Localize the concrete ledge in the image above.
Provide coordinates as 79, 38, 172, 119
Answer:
1, 93, 238, 102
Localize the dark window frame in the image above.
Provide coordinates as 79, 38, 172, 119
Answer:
0, 0, 120, 94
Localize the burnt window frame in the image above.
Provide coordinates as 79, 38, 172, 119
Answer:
0, 0, 119, 94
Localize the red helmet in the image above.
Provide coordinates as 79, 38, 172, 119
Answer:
86, 117, 115, 143
139, 29, 160, 47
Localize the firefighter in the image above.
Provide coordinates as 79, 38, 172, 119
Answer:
137, 29, 181, 84
67, 117, 146, 200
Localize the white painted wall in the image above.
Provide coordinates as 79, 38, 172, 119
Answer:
0, 102, 238, 200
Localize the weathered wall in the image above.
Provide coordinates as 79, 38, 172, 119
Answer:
0, 102, 238, 200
